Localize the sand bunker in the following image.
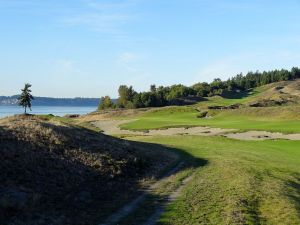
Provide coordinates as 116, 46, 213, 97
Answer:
92, 120, 235, 137
92, 120, 300, 141
224, 131, 300, 141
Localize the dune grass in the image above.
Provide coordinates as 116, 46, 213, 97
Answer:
196, 85, 269, 108
128, 135, 300, 225
120, 105, 300, 133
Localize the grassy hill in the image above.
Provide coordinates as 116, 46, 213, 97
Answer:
83, 79, 300, 225
1, 79, 299, 225
0, 115, 176, 225
119, 80, 300, 133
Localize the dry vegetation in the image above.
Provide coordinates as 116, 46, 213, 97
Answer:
247, 79, 300, 107
0, 115, 176, 225
79, 108, 151, 123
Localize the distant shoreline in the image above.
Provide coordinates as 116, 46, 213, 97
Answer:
0, 95, 102, 107
0, 105, 97, 118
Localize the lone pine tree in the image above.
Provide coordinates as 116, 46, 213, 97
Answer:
18, 83, 34, 114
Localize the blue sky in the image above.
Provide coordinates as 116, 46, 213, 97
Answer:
0, 0, 300, 97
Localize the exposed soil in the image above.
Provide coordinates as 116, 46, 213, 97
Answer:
142, 174, 194, 225
99, 163, 185, 225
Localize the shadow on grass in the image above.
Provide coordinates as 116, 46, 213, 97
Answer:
0, 118, 208, 225
101, 139, 208, 225
221, 90, 254, 99
286, 174, 300, 216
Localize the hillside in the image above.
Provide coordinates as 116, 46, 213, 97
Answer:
75, 79, 300, 225
83, 80, 300, 133
0, 115, 175, 225
244, 79, 300, 107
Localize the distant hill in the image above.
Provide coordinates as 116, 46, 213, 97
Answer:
0, 95, 101, 106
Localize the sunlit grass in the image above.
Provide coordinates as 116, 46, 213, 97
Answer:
129, 135, 300, 225
120, 105, 300, 133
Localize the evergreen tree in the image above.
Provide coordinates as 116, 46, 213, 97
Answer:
18, 83, 34, 114
109, 67, 300, 110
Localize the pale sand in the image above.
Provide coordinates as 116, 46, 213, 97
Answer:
224, 130, 300, 141
92, 119, 300, 141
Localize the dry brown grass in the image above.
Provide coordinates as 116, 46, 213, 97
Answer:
78, 108, 151, 123
248, 79, 300, 106
0, 115, 176, 225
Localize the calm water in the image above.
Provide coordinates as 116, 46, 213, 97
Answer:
0, 106, 97, 118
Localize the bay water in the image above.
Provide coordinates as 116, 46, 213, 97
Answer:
0, 106, 97, 118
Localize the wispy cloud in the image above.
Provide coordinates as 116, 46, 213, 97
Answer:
63, 13, 132, 33
57, 59, 75, 72
118, 52, 138, 63
117, 52, 140, 72
61, 0, 140, 33
47, 59, 78, 77
0, 0, 141, 34
84, 0, 141, 10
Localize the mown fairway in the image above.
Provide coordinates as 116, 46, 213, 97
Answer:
120, 105, 300, 133
129, 135, 300, 225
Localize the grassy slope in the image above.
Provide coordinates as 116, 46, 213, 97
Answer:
196, 84, 270, 107
0, 115, 177, 225
120, 105, 300, 133
120, 82, 300, 133
129, 135, 300, 225
111, 81, 300, 224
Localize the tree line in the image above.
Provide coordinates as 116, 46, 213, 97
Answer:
99, 67, 300, 110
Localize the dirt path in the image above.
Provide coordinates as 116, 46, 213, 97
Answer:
98, 163, 186, 225
92, 120, 300, 140
143, 175, 194, 225
92, 120, 145, 136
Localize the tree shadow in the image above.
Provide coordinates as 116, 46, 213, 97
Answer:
168, 96, 208, 106
0, 118, 208, 225
221, 90, 254, 99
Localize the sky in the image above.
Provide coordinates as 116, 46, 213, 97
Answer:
0, 0, 300, 98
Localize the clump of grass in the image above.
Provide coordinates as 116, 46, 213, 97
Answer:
196, 111, 208, 118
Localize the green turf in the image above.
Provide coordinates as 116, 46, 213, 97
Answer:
128, 135, 300, 225
120, 105, 300, 133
